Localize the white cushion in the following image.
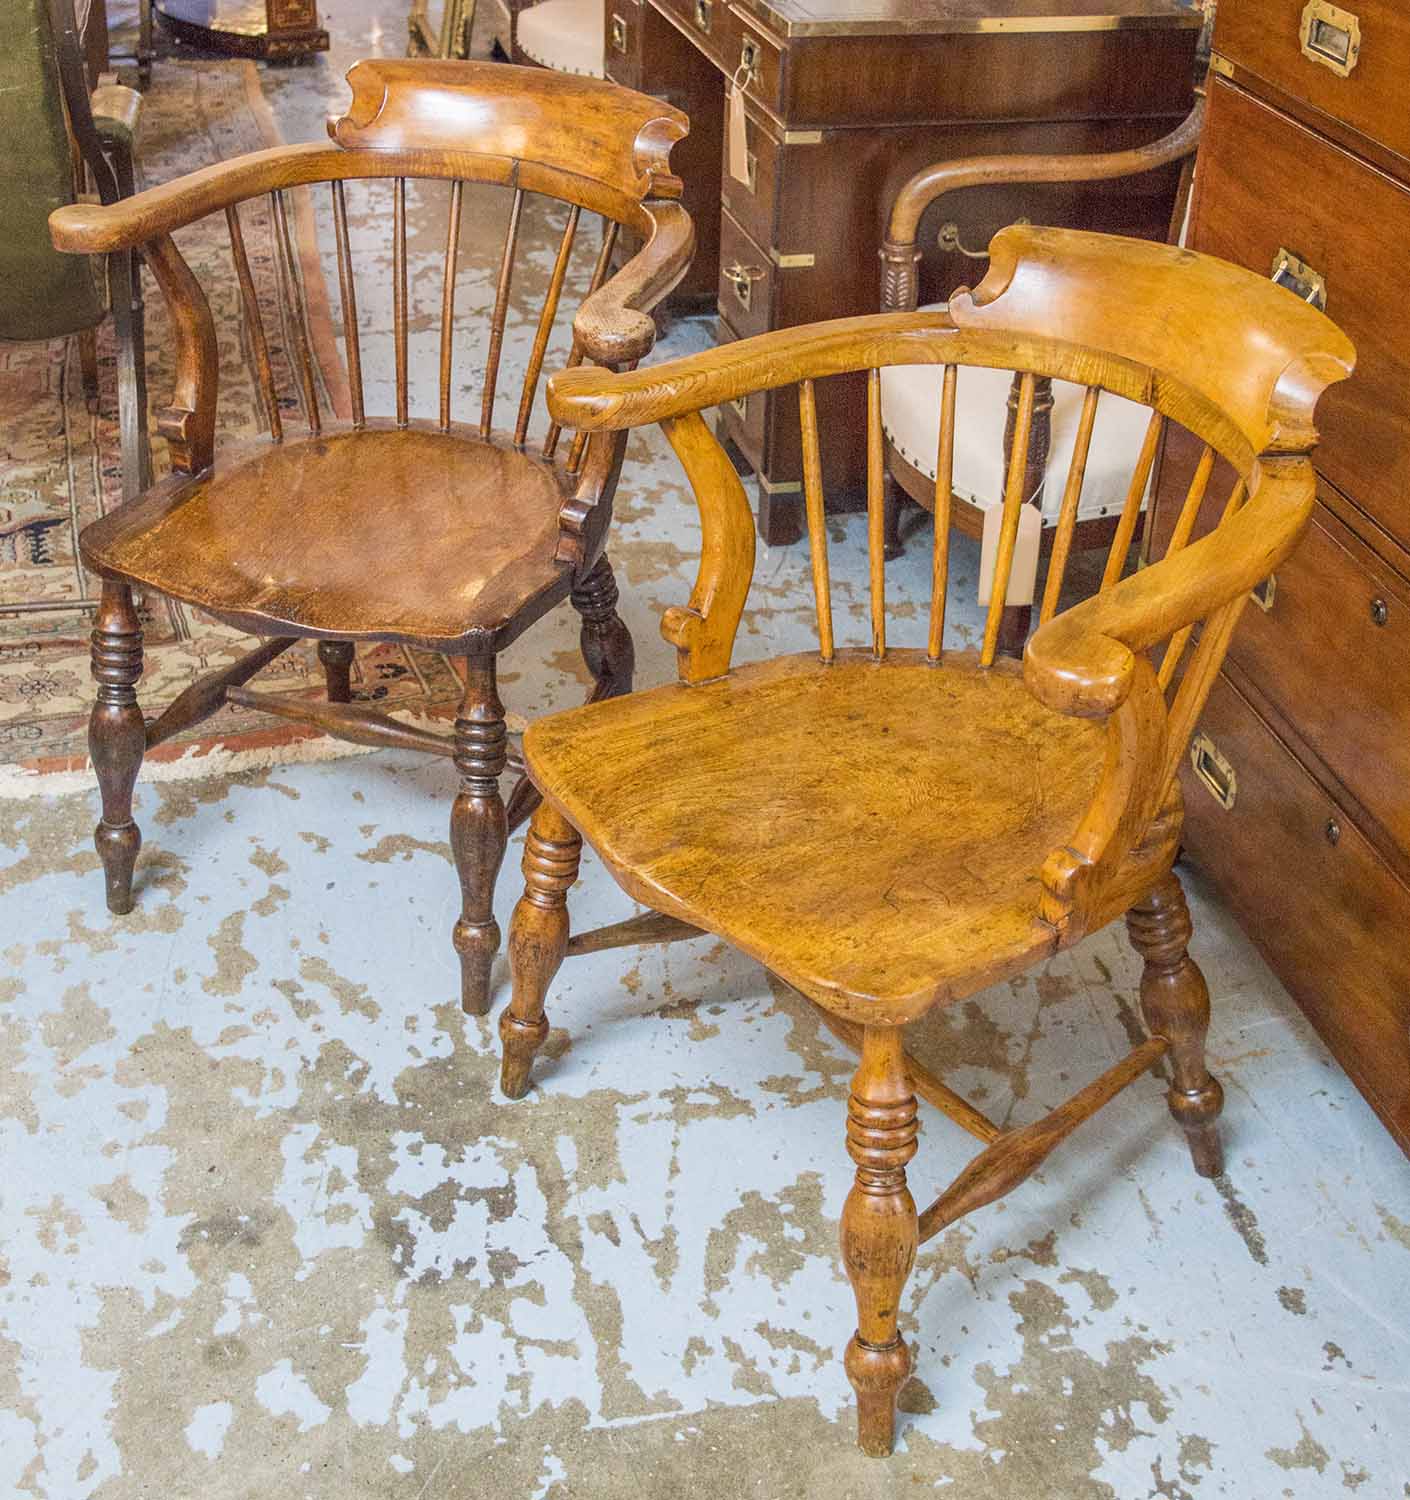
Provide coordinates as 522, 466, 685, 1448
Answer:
879, 307, 1156, 526
517, 0, 605, 77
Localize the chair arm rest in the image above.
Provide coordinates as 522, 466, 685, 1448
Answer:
880, 100, 1206, 311
1024, 454, 1314, 721
573, 199, 694, 366
90, 81, 142, 153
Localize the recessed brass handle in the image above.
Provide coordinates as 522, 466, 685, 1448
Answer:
738, 35, 761, 81
693, 0, 711, 32
1251, 574, 1277, 612
723, 261, 765, 312
1300, 0, 1360, 77
1270, 247, 1327, 311
610, 12, 627, 51
1190, 732, 1237, 811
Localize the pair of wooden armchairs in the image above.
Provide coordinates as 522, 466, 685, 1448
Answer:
51, 62, 1354, 1457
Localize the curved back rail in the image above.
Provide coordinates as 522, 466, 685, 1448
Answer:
48, 60, 693, 566
547, 227, 1354, 937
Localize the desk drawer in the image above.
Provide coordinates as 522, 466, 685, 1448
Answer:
1193, 78, 1410, 548
1182, 673, 1410, 1154
714, 312, 768, 464
604, 0, 643, 88
719, 104, 780, 251
718, 208, 774, 336
1215, 0, 1410, 164
1225, 494, 1410, 852
724, 3, 784, 118
657, 0, 724, 65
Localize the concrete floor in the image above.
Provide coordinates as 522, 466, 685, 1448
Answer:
2, 6, 1408, 1497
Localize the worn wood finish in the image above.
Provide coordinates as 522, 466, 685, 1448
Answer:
508, 227, 1352, 1451
49, 59, 692, 1019
1146, 54, 1410, 1154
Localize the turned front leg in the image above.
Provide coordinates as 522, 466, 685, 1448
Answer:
500, 800, 581, 1098
1127, 871, 1225, 1178
570, 555, 635, 702
841, 1024, 919, 1457
450, 657, 509, 1016
89, 581, 145, 915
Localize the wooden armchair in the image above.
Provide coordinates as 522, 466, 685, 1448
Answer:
878, 102, 1205, 652
47, 59, 693, 1017
497, 227, 1352, 1454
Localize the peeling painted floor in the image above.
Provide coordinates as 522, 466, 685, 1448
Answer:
3, 7, 1410, 1498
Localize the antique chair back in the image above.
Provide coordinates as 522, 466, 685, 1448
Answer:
501, 226, 1353, 1456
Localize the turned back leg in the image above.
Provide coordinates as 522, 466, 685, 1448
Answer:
841, 1024, 920, 1457
89, 581, 145, 914
318, 640, 355, 704
570, 555, 634, 702
500, 800, 580, 1099
1127, 870, 1225, 1177
450, 657, 509, 1016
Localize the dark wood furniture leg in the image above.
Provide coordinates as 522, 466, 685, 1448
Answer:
317, 639, 355, 704
501, 799, 580, 1097
451, 656, 509, 1017
841, 1024, 919, 1457
89, 580, 145, 914
1126, 871, 1225, 1178
571, 554, 634, 701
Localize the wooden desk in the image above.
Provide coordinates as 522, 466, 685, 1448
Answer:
607, 0, 1199, 542
155, 0, 328, 60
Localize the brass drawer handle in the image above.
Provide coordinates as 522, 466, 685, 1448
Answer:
1300, 0, 1360, 77
1270, 247, 1327, 311
1190, 732, 1238, 811
723, 261, 765, 312
610, 12, 627, 50
1251, 574, 1276, 612
693, 0, 711, 32
738, 35, 761, 83
1370, 595, 1389, 626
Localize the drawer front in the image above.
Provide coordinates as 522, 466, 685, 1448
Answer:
1215, 0, 1410, 163
724, 3, 784, 118
719, 105, 780, 252
1182, 673, 1410, 1154
604, 0, 643, 88
713, 312, 768, 463
1225, 492, 1410, 850
717, 208, 774, 337
658, 0, 724, 66
1193, 77, 1410, 547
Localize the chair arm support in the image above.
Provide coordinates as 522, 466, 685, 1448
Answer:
880, 100, 1206, 311
90, 82, 142, 153
1024, 455, 1315, 722
573, 200, 694, 366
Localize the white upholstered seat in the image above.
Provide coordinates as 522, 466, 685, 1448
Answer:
517, 0, 605, 78
879, 306, 1157, 525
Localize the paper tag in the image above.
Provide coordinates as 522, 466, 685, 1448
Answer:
727, 83, 751, 188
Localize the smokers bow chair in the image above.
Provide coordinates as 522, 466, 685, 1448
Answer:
497, 227, 1353, 1454
47, 59, 693, 1017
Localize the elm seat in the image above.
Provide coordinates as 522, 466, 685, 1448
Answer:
880, 337, 1157, 525
524, 649, 1105, 1012
79, 425, 578, 647
517, 0, 605, 78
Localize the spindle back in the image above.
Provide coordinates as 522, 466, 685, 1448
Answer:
48, 59, 692, 538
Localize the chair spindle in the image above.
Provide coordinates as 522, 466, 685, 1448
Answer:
516, 204, 581, 447
225, 204, 282, 442
439, 179, 464, 431
481, 186, 525, 439
979, 371, 1036, 668
1038, 386, 1101, 626
544, 220, 620, 461
270, 190, 321, 436
329, 181, 364, 429
1162, 593, 1249, 794
926, 364, 958, 662
1099, 410, 1164, 592
1157, 472, 1244, 691
798, 378, 835, 662
866, 369, 887, 657
393, 177, 409, 429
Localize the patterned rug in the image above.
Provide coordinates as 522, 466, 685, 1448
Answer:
0, 60, 466, 791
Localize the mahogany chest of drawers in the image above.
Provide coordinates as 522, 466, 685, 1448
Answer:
1151, 0, 1410, 1153
607, 0, 1200, 543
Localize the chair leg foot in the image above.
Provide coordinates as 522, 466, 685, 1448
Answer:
89, 583, 145, 915
500, 801, 580, 1098
1127, 871, 1225, 1179
450, 658, 508, 1017
318, 639, 355, 704
840, 1025, 919, 1457
571, 555, 635, 702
